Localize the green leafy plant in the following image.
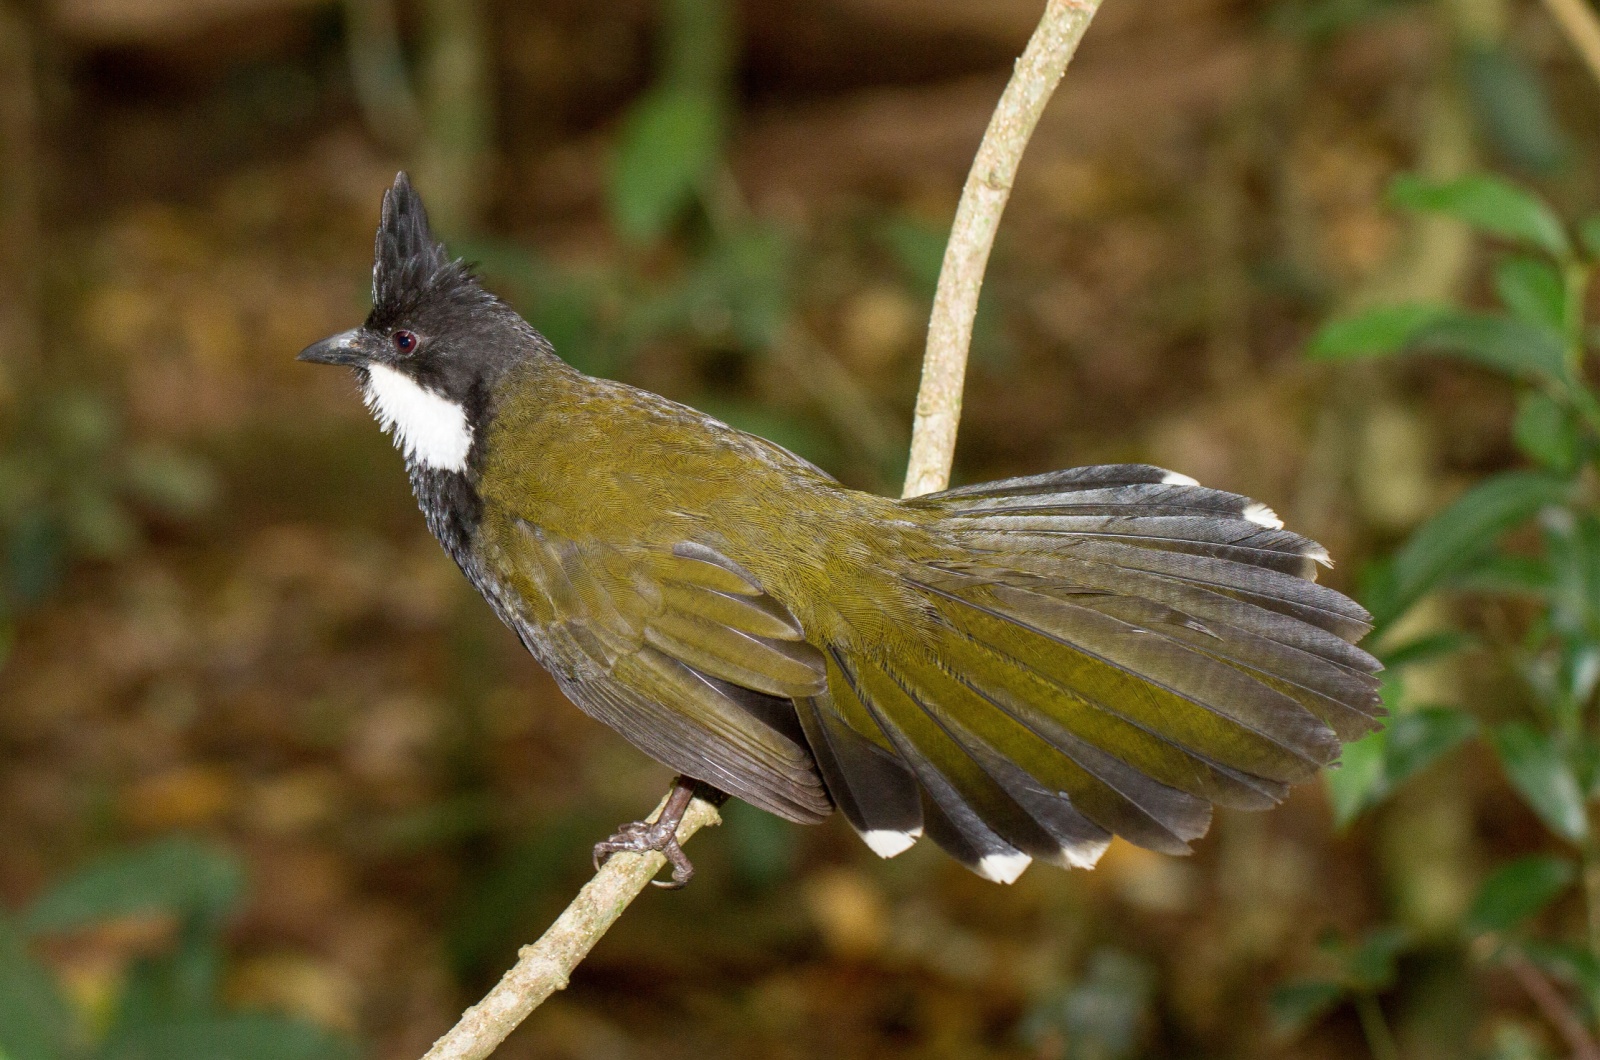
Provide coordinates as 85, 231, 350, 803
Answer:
0, 837, 355, 1060
1271, 926, 1410, 1060
1306, 172, 1600, 1036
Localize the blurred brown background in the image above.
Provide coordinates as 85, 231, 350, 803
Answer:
2, 0, 1598, 1057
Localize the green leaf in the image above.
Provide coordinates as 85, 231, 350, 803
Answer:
1388, 174, 1571, 258
1462, 45, 1570, 174
1492, 722, 1589, 842
25, 837, 245, 935
1451, 551, 1553, 596
1513, 392, 1581, 473
608, 86, 724, 243
1384, 709, 1477, 791
1343, 926, 1410, 990
1357, 557, 1401, 629
683, 223, 795, 348
1465, 854, 1576, 935
1495, 257, 1567, 332
1326, 710, 1475, 825
1269, 980, 1345, 1038
98, 1014, 356, 1060
1539, 511, 1599, 641
1408, 312, 1569, 382
0, 914, 72, 1060
1381, 471, 1568, 624
1380, 631, 1474, 669
1305, 303, 1449, 359
1327, 727, 1388, 827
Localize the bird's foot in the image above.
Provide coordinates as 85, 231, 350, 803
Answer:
592, 777, 699, 889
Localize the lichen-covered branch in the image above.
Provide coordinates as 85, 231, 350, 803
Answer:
901, 0, 1106, 499
418, 796, 721, 1060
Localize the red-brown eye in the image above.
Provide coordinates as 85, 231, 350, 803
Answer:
392, 330, 418, 353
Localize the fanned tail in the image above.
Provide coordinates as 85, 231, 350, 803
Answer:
810, 465, 1383, 881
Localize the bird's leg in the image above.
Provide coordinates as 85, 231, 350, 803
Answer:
592, 776, 723, 889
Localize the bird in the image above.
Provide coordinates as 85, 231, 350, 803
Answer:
299, 173, 1382, 888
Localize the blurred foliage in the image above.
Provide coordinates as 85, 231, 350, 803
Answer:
0, 393, 217, 668
0, 838, 354, 1060
1306, 171, 1600, 1049
1269, 926, 1410, 1041
1019, 949, 1156, 1060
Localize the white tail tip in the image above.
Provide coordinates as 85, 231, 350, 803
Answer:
1059, 837, 1112, 870
975, 851, 1033, 884
1243, 502, 1284, 529
862, 828, 920, 859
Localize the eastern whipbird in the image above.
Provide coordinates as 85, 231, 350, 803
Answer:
299, 174, 1382, 888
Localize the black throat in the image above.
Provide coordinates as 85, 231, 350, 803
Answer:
410, 463, 482, 574
393, 364, 498, 574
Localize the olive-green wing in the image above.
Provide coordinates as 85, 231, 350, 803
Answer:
496, 520, 832, 823
810, 465, 1383, 881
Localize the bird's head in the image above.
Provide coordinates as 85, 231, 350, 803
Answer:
298, 172, 533, 473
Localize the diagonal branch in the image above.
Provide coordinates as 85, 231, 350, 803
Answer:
1507, 956, 1600, 1060
902, 0, 1106, 499
419, 794, 721, 1060
1538, 0, 1600, 92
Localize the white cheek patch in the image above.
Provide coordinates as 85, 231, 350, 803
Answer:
362, 363, 474, 472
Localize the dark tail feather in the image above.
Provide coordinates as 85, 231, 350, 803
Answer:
949, 551, 1379, 676
808, 465, 1382, 882
831, 649, 1053, 880
794, 692, 923, 856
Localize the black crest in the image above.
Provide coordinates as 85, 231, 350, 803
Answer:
372, 172, 450, 312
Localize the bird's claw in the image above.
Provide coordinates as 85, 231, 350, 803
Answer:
592, 818, 695, 889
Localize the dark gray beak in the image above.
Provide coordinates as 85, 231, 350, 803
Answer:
297, 328, 366, 366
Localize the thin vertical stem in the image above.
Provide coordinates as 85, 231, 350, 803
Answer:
1509, 956, 1600, 1060
342, 0, 425, 149
0, 0, 40, 406
901, 0, 1106, 499
1353, 993, 1401, 1060
415, 0, 494, 234
1539, 0, 1600, 91
1584, 843, 1600, 956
